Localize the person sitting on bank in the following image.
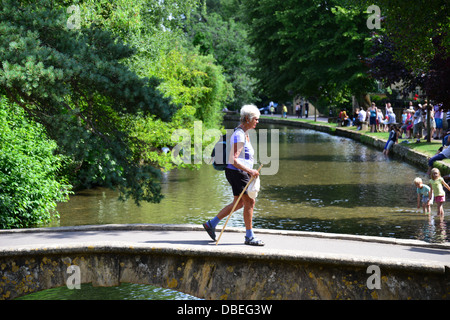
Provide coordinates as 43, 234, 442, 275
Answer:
354, 107, 366, 130
428, 144, 450, 174
338, 109, 350, 126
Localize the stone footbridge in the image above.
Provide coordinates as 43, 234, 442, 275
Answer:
0, 224, 449, 300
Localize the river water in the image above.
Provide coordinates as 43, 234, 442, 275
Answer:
25, 121, 447, 300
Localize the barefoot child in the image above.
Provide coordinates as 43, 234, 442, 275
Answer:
429, 168, 450, 217
414, 177, 432, 213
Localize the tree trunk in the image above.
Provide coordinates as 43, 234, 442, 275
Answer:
360, 93, 371, 110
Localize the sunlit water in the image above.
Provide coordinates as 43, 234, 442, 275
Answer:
15, 283, 201, 300
27, 122, 447, 300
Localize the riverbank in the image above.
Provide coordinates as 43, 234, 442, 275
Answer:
224, 114, 450, 176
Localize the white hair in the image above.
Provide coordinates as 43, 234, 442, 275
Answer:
240, 104, 260, 123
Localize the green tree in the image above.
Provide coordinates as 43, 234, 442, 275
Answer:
0, 98, 71, 229
244, 0, 375, 109
78, 0, 232, 122
351, 0, 449, 72
152, 47, 232, 127
79, 0, 234, 168
77, 0, 200, 39
0, 0, 177, 204
129, 46, 233, 170
186, 6, 258, 109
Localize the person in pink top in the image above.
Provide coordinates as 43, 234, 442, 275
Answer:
429, 168, 450, 218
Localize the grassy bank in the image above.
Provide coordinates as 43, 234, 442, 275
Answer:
347, 125, 444, 159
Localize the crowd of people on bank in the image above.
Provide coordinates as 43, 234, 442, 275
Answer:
346, 101, 445, 140
342, 102, 398, 132
343, 101, 448, 156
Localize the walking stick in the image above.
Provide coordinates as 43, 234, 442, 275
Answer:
216, 164, 263, 245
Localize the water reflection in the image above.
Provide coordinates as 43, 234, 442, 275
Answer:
54, 123, 448, 243
420, 215, 448, 243
16, 283, 201, 300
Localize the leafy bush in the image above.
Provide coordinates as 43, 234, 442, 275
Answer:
0, 98, 71, 229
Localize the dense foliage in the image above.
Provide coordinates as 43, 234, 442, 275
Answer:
185, 1, 258, 109
366, 0, 449, 73
243, 0, 376, 110
0, 98, 71, 229
0, 0, 180, 206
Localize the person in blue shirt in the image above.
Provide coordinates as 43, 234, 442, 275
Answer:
414, 177, 432, 214
369, 102, 378, 132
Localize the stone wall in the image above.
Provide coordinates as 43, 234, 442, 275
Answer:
1, 243, 448, 300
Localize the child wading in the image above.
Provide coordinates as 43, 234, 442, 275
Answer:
429, 168, 450, 217
414, 177, 432, 214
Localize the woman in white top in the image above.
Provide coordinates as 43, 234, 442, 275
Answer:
203, 105, 264, 246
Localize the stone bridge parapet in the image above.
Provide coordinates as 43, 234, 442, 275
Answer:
0, 224, 449, 300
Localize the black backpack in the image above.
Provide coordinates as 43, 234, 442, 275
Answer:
211, 127, 243, 170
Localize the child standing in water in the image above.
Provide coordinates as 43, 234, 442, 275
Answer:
429, 168, 450, 217
414, 177, 432, 214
